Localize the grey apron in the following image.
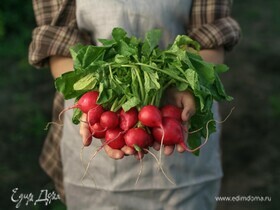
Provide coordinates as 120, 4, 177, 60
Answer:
61, 1, 222, 209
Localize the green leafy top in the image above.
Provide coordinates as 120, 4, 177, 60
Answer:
55, 27, 232, 151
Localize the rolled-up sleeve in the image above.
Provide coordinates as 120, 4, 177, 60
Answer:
29, 0, 91, 68
188, 0, 241, 51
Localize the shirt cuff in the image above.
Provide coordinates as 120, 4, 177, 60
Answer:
28, 25, 91, 68
189, 17, 241, 51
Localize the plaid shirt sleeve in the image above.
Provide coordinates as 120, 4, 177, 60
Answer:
28, 0, 91, 68
188, 0, 241, 50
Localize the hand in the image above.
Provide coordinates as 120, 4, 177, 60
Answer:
79, 113, 135, 160
154, 87, 196, 155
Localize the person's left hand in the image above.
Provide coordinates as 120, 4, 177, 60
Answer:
153, 87, 196, 155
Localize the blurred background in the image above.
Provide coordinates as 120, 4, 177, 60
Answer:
0, 1, 279, 209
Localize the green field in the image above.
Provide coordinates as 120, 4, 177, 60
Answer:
1, 1, 279, 209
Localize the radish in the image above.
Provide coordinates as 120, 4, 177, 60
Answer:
119, 107, 138, 131
58, 91, 99, 121
89, 122, 106, 138
138, 105, 165, 162
124, 128, 151, 150
138, 105, 163, 128
160, 104, 182, 122
87, 105, 105, 126
100, 111, 119, 129
105, 128, 125, 149
152, 117, 184, 146
152, 117, 202, 153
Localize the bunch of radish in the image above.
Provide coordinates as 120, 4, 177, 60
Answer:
60, 90, 201, 156
52, 28, 234, 185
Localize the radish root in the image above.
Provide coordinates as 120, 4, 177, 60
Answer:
135, 154, 144, 186
80, 145, 96, 186
58, 105, 77, 122
185, 107, 235, 152
80, 132, 124, 183
143, 148, 175, 185
44, 121, 64, 130
158, 126, 165, 171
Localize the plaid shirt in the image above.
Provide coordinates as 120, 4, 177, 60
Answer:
29, 0, 241, 202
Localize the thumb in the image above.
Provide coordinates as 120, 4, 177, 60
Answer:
181, 107, 191, 122
180, 91, 196, 122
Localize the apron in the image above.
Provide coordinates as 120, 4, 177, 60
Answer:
61, 1, 223, 209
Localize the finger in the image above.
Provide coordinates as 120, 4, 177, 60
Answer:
103, 145, 125, 160
121, 146, 135, 156
164, 145, 175, 156
176, 144, 185, 153
152, 141, 161, 151
79, 113, 92, 146
181, 105, 195, 122
181, 92, 196, 122
83, 135, 92, 147
181, 108, 192, 122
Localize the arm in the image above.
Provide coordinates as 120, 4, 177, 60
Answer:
49, 56, 74, 79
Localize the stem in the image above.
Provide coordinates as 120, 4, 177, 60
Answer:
135, 63, 188, 84
108, 64, 114, 79
162, 79, 174, 91
110, 97, 119, 112
133, 67, 145, 102
113, 95, 126, 112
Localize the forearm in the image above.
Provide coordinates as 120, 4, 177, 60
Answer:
49, 56, 74, 79
199, 46, 225, 64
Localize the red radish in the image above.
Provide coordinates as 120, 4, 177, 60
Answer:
146, 133, 154, 147
152, 117, 184, 146
119, 107, 138, 131
100, 111, 119, 129
138, 105, 163, 128
105, 128, 125, 149
58, 91, 99, 120
152, 117, 202, 152
153, 115, 223, 153
87, 105, 105, 126
138, 105, 165, 162
124, 128, 151, 150
89, 122, 106, 138
161, 104, 182, 122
